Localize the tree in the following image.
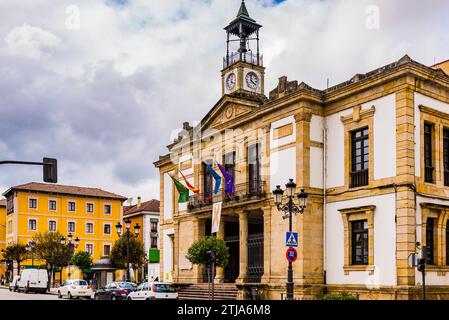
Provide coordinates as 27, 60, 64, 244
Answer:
186, 236, 229, 268
71, 251, 93, 277
2, 243, 28, 275
32, 231, 72, 289
111, 231, 146, 280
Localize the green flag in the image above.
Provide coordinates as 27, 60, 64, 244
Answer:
170, 175, 190, 203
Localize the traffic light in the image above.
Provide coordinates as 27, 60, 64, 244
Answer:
417, 258, 426, 272
43, 157, 57, 183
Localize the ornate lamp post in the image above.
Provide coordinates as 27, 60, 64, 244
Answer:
25, 241, 36, 267
272, 179, 308, 300
61, 234, 80, 280
115, 219, 140, 282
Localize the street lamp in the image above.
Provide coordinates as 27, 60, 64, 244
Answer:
272, 179, 308, 300
25, 241, 36, 267
115, 222, 122, 237
61, 234, 79, 280
116, 219, 141, 282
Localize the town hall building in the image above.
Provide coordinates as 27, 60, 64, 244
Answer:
154, 1, 449, 299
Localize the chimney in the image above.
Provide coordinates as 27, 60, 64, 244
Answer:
137, 196, 141, 208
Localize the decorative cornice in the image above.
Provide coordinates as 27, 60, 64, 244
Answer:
420, 202, 449, 210
294, 109, 313, 123
341, 105, 376, 125
338, 205, 376, 215
419, 105, 449, 121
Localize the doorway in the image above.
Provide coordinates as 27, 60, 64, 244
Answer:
224, 220, 239, 283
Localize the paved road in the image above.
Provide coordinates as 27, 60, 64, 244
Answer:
0, 288, 60, 300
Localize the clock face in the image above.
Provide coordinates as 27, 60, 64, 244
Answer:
246, 72, 259, 90
226, 73, 236, 90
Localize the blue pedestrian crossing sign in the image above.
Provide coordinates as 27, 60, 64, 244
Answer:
286, 232, 298, 247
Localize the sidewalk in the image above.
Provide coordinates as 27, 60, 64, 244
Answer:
49, 288, 58, 295
1, 284, 58, 294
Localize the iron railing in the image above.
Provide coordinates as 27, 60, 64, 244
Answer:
350, 170, 369, 188
247, 233, 264, 283
188, 179, 266, 211
223, 52, 263, 69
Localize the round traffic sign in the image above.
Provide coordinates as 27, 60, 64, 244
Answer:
286, 247, 298, 263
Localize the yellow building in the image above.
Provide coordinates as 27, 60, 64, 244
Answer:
0, 199, 6, 279
2, 182, 127, 284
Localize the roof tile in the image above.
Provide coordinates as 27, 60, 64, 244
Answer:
2, 182, 127, 201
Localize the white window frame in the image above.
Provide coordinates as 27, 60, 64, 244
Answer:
86, 202, 94, 214
67, 200, 76, 213
103, 243, 112, 257
103, 223, 112, 236
48, 199, 57, 211
67, 221, 76, 233
85, 243, 94, 256
28, 218, 38, 232
48, 219, 57, 232
28, 197, 38, 210
85, 222, 94, 235
103, 203, 112, 215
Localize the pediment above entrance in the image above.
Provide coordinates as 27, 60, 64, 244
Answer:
209, 104, 253, 128
201, 95, 263, 131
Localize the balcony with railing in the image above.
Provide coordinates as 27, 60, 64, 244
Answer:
187, 179, 267, 212
350, 170, 369, 188
223, 52, 263, 69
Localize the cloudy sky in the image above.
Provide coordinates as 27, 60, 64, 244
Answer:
0, 0, 448, 202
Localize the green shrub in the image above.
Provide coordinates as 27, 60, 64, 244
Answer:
322, 292, 359, 300
186, 236, 229, 268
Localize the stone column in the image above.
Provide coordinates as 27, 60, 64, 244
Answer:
261, 124, 271, 193
236, 210, 248, 283
261, 206, 272, 284
173, 220, 180, 282
215, 218, 226, 283
294, 106, 312, 187
192, 217, 205, 283
395, 87, 416, 286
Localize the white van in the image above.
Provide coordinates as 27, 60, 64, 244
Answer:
9, 276, 20, 292
17, 269, 48, 294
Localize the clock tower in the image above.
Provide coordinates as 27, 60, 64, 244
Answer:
222, 1, 265, 96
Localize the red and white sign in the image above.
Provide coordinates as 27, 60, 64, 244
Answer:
286, 247, 298, 263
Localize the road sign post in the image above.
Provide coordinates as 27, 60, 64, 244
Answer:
286, 232, 298, 248
286, 248, 298, 263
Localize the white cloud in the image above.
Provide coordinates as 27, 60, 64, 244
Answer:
5, 23, 62, 59
0, 0, 449, 201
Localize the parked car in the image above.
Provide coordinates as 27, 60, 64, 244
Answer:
17, 269, 48, 294
94, 281, 137, 300
9, 276, 20, 292
58, 279, 93, 299
127, 282, 178, 300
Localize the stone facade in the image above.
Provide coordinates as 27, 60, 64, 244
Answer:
154, 4, 449, 300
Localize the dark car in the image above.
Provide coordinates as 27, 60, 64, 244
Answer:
94, 282, 137, 300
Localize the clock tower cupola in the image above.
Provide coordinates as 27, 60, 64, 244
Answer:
222, 1, 265, 96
